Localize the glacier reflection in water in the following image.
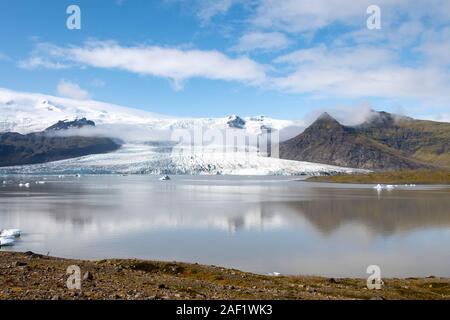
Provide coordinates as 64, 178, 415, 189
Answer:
0, 175, 449, 277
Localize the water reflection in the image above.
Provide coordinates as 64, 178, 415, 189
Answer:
1, 176, 449, 277
280, 190, 450, 235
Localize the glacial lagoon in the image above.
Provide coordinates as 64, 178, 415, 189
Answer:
1, 175, 449, 278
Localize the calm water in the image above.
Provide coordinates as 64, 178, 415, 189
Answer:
1, 175, 449, 278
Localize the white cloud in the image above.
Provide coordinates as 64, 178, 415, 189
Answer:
273, 44, 450, 100
275, 45, 394, 69
18, 42, 71, 70
251, 0, 450, 34
18, 56, 69, 70
56, 80, 91, 100
415, 27, 450, 66
310, 104, 382, 126
232, 32, 291, 52
17, 0, 450, 104
252, 0, 373, 33
197, 0, 235, 22
26, 41, 266, 89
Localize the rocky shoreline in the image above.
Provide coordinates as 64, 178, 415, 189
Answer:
0, 251, 449, 300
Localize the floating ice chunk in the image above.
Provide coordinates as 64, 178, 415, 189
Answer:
159, 175, 171, 181
35, 181, 46, 185
2, 181, 6, 185
0, 237, 15, 246
268, 272, 281, 277
75, 174, 82, 178
0, 229, 22, 238
373, 184, 397, 191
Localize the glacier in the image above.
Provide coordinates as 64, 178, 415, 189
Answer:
0, 88, 366, 175
0, 143, 366, 175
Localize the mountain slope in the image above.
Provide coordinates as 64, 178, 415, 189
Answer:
279, 112, 448, 170
0, 119, 120, 167
355, 112, 450, 168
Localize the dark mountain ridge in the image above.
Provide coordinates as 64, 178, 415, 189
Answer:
0, 119, 120, 167
279, 111, 450, 170
45, 117, 95, 131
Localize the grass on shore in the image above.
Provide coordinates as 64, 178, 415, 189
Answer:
307, 169, 450, 184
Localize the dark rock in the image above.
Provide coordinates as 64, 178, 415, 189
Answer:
13, 261, 28, 267
83, 271, 94, 281
45, 118, 95, 132
328, 278, 338, 284
227, 115, 246, 129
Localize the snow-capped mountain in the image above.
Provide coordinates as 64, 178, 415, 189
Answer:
0, 88, 366, 175
0, 88, 304, 139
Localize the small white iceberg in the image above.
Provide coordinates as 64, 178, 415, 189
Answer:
35, 181, 46, 185
373, 184, 396, 191
18, 183, 30, 188
0, 237, 15, 246
0, 229, 22, 238
0, 229, 21, 247
268, 272, 281, 277
159, 175, 171, 181
374, 184, 383, 191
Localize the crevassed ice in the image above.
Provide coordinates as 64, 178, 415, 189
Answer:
0, 143, 366, 176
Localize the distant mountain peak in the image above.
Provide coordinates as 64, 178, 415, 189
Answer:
280, 111, 449, 170
358, 110, 411, 128
45, 117, 95, 132
308, 112, 342, 131
227, 115, 246, 129
317, 112, 335, 121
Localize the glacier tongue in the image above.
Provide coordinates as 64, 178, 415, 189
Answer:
0, 143, 365, 176
0, 88, 365, 176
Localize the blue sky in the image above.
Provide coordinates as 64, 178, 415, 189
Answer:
0, 0, 449, 120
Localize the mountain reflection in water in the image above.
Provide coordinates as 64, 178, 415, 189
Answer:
1, 175, 449, 277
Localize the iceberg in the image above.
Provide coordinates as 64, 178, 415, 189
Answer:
0, 238, 15, 246
0, 229, 22, 238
